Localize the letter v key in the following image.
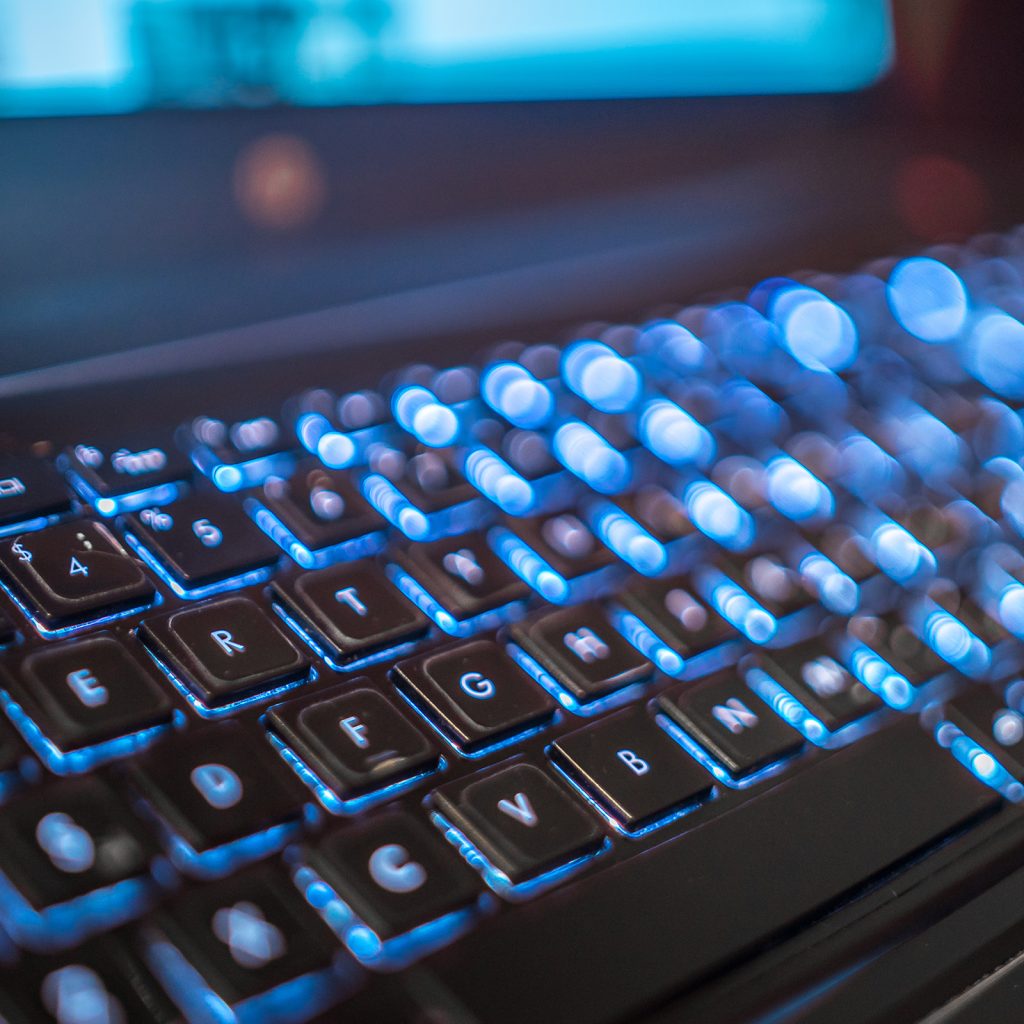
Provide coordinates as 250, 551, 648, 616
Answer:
497, 791, 538, 827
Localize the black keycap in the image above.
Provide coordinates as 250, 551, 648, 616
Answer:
394, 531, 529, 620
0, 520, 154, 629
432, 762, 603, 884
658, 671, 803, 778
126, 493, 279, 591
618, 485, 695, 544
0, 775, 155, 915
308, 813, 479, 940
509, 512, 615, 579
383, 449, 475, 514
140, 596, 309, 708
0, 457, 71, 529
944, 686, 1024, 777
187, 414, 291, 476
803, 524, 876, 583
617, 575, 733, 658
272, 560, 428, 663
0, 932, 179, 1024
127, 723, 303, 861
509, 602, 653, 704
752, 642, 882, 733
2, 633, 173, 752
551, 706, 712, 830
267, 683, 440, 802
255, 459, 384, 557
62, 437, 188, 501
148, 862, 342, 1014
422, 722, 998, 1024
393, 639, 556, 752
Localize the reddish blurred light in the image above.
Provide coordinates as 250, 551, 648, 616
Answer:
894, 154, 988, 242
233, 133, 327, 230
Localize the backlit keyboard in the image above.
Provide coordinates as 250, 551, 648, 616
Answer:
2, 238, 1024, 1022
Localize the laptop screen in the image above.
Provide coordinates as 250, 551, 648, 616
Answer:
1, 0, 892, 117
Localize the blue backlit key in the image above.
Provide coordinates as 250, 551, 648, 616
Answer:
750, 641, 883, 736
504, 512, 615, 585
941, 685, 1024, 788
140, 596, 310, 709
147, 862, 346, 1023
658, 671, 803, 779
0, 775, 158, 950
251, 459, 385, 567
0, 520, 155, 630
433, 761, 603, 886
61, 437, 188, 515
268, 682, 440, 807
187, 414, 294, 491
393, 531, 529, 625
126, 492, 279, 596
509, 602, 653, 707
393, 639, 556, 753
551, 705, 712, 831
1, 634, 173, 771
306, 813, 480, 943
127, 722, 305, 876
0, 458, 71, 533
272, 559, 428, 664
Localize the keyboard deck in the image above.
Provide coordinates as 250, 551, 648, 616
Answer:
1, 240, 1023, 1022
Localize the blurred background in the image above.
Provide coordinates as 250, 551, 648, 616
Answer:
3, 1, 1024, 381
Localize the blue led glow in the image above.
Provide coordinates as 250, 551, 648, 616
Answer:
607, 607, 684, 676
489, 526, 569, 603
845, 642, 915, 710
386, 564, 525, 637
589, 501, 667, 576
695, 569, 777, 644
480, 362, 555, 429
887, 257, 968, 343
745, 667, 828, 744
764, 455, 834, 522
637, 398, 714, 467
162, 820, 302, 880
463, 447, 536, 515
966, 312, 1024, 400
266, 730, 443, 816
0, 867, 152, 953
683, 479, 755, 551
123, 532, 274, 601
247, 500, 385, 570
64, 470, 181, 518
865, 519, 936, 586
297, 413, 359, 469
505, 642, 646, 716
998, 583, 1024, 639
144, 646, 312, 720
393, 386, 459, 447
887, 404, 963, 483
552, 420, 631, 495
0, 689, 170, 774
636, 320, 708, 374
562, 340, 642, 413
914, 606, 991, 679
191, 447, 294, 493
837, 432, 903, 500
293, 863, 479, 970
148, 935, 344, 1024
361, 474, 430, 540
798, 551, 859, 614
0, 513, 65, 538
770, 285, 858, 372
655, 714, 796, 789
431, 810, 608, 902
934, 721, 1024, 801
